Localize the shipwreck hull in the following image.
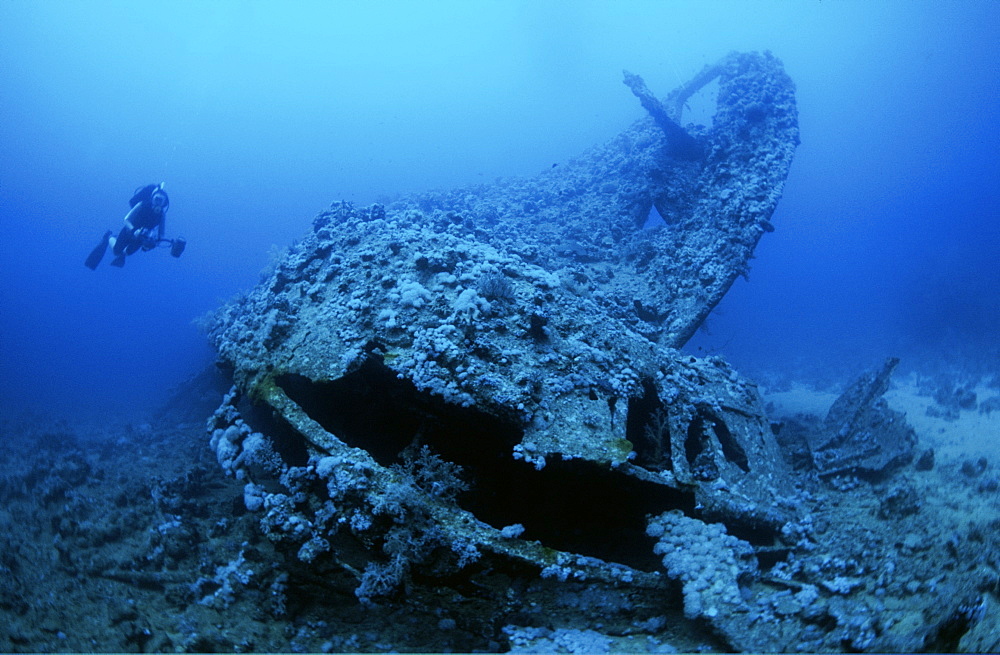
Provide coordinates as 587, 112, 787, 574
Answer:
207, 51, 801, 649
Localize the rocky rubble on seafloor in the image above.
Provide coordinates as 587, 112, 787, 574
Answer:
3, 379, 999, 652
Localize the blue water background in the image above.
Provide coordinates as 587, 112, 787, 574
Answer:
1, 1, 997, 422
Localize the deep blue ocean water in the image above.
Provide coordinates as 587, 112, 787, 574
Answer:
1, 0, 998, 423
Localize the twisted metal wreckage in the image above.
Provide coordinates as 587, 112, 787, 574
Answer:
204, 52, 920, 650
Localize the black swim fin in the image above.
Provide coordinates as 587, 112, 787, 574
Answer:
84, 230, 112, 270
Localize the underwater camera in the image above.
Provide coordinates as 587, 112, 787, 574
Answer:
170, 237, 187, 258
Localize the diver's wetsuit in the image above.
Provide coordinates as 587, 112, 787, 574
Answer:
83, 183, 172, 270
113, 184, 168, 258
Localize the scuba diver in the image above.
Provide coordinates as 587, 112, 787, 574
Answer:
84, 182, 186, 269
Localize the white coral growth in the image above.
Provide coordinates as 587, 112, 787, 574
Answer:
646, 510, 756, 620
